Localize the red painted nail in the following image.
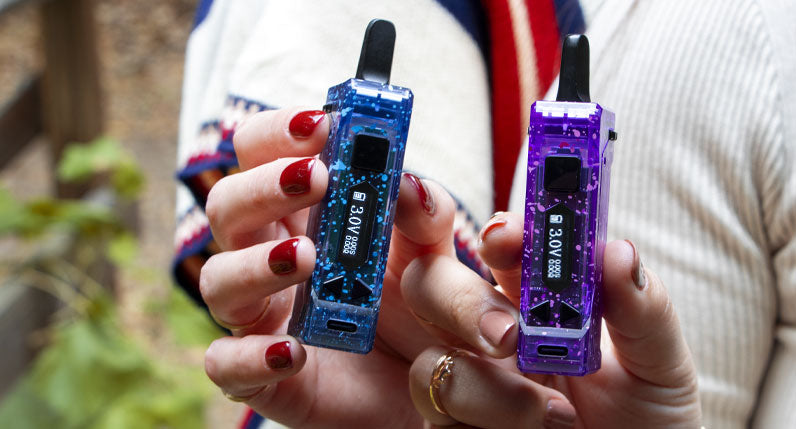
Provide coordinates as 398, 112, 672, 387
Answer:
288, 110, 325, 139
625, 239, 647, 290
265, 341, 293, 370
280, 158, 315, 195
268, 238, 299, 275
403, 173, 435, 215
479, 212, 507, 244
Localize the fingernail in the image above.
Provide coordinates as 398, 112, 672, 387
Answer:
265, 341, 293, 370
479, 212, 507, 245
544, 399, 576, 429
288, 110, 325, 139
479, 311, 516, 349
268, 238, 299, 275
625, 239, 647, 290
403, 173, 435, 215
280, 158, 315, 195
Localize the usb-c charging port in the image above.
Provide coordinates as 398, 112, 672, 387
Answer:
327, 319, 357, 333
537, 345, 568, 357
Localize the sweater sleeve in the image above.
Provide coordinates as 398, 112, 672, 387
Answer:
750, 0, 796, 426
749, 88, 796, 428
749, 108, 796, 425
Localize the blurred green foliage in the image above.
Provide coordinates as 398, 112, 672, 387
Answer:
0, 292, 211, 429
0, 187, 119, 238
57, 136, 145, 199
0, 138, 221, 428
162, 282, 223, 348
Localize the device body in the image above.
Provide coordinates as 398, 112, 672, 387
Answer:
288, 77, 413, 354
517, 100, 615, 375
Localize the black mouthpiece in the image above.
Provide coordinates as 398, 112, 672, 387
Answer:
556, 34, 590, 103
355, 19, 396, 85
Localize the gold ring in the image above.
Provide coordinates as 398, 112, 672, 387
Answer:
222, 386, 265, 403
210, 297, 270, 331
429, 349, 469, 415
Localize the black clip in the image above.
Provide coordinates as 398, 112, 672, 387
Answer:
556, 34, 591, 103
355, 19, 396, 85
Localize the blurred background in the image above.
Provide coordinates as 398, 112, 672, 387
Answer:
0, 0, 243, 427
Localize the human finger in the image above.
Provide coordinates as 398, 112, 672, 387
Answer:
409, 346, 576, 429
206, 157, 328, 250
200, 237, 315, 330
393, 173, 457, 254
602, 240, 698, 389
377, 174, 460, 359
205, 335, 306, 401
476, 211, 524, 303
232, 107, 329, 171
401, 254, 519, 358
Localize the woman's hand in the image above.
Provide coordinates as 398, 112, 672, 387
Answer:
199, 107, 471, 427
404, 212, 702, 428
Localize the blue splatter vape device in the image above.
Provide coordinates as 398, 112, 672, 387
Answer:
288, 19, 413, 354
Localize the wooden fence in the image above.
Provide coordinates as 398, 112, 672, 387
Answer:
0, 0, 116, 398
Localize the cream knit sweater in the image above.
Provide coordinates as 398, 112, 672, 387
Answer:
511, 1, 796, 426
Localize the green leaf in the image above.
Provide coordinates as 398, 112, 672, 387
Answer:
91, 386, 207, 429
107, 232, 138, 266
0, 189, 121, 238
0, 377, 61, 429
28, 316, 153, 426
57, 137, 125, 183
56, 137, 146, 200
0, 187, 35, 235
54, 200, 120, 236
111, 160, 145, 199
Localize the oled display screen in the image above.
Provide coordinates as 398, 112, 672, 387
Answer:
542, 204, 574, 292
337, 182, 378, 268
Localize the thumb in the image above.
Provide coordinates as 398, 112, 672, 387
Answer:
601, 240, 696, 388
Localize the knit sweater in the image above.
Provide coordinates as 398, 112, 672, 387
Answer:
511, 1, 796, 426
176, 1, 796, 427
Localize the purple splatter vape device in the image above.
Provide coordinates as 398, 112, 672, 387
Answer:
288, 20, 413, 354
517, 35, 617, 376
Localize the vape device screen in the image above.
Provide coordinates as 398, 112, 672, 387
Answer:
542, 204, 574, 292
337, 182, 378, 268
351, 134, 390, 173
544, 155, 581, 193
